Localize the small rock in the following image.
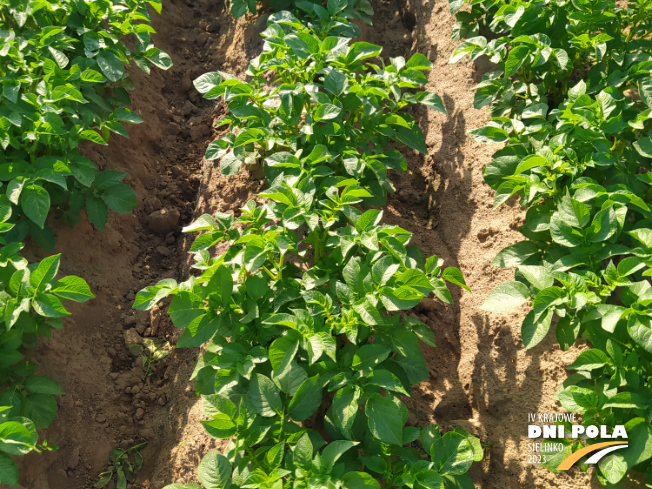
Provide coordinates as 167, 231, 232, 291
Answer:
180, 100, 197, 117
125, 386, 132, 394
135, 408, 145, 420
165, 235, 175, 245
95, 414, 106, 423
189, 124, 209, 142
156, 246, 171, 256
419, 298, 438, 312
125, 316, 136, 327
146, 208, 180, 235
136, 321, 147, 335
144, 327, 152, 337
166, 122, 181, 136
69, 447, 80, 468
127, 292, 135, 301
157, 396, 166, 406
181, 72, 192, 93
197, 31, 209, 47
171, 165, 184, 178
109, 372, 119, 380
131, 385, 141, 395
124, 328, 143, 348
144, 197, 163, 213
151, 313, 161, 335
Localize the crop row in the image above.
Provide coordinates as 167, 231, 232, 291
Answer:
135, 1, 484, 488
450, 0, 652, 485
0, 0, 171, 484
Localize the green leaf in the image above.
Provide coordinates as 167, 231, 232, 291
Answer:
197, 450, 232, 489
20, 393, 57, 428
598, 453, 627, 485
332, 386, 360, 439
366, 369, 408, 395
24, 375, 64, 395
102, 184, 137, 214
0, 453, 18, 486
314, 104, 342, 121
566, 349, 610, 370
51, 276, 94, 302
206, 265, 233, 308
479, 281, 530, 311
0, 422, 35, 455
622, 418, 652, 468
321, 440, 358, 472
365, 396, 404, 445
287, 375, 322, 421
627, 315, 652, 354
521, 309, 553, 349
324, 69, 347, 96
249, 374, 282, 417
3, 81, 20, 104
80, 130, 107, 145
341, 472, 380, 489
97, 52, 124, 82
327, 0, 347, 15
20, 185, 50, 229
431, 431, 474, 475
294, 433, 313, 471
505, 45, 530, 77
393, 125, 428, 154
269, 335, 299, 376
468, 125, 509, 144
33, 293, 70, 318
194, 72, 222, 93
639, 78, 652, 108
352, 344, 391, 371
634, 137, 652, 158
147, 48, 173, 70
30, 254, 60, 292
407, 53, 433, 70
492, 241, 540, 267
168, 292, 204, 328
416, 92, 447, 115
555, 316, 580, 350
346, 42, 382, 64
442, 267, 471, 292
86, 195, 109, 230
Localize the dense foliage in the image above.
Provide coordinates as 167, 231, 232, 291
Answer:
450, 0, 652, 485
228, 0, 373, 24
136, 1, 484, 488
0, 0, 170, 484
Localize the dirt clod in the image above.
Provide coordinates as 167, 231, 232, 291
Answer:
147, 208, 180, 235
124, 328, 143, 348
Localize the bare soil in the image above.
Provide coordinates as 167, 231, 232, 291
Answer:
8, 1, 644, 489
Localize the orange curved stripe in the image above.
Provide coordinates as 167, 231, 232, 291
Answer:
557, 441, 628, 470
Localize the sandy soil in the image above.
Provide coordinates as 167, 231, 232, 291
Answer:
7, 1, 644, 489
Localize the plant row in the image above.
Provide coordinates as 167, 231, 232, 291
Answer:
450, 0, 652, 485
136, 1, 484, 488
0, 0, 171, 484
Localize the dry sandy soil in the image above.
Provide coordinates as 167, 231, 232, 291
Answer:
6, 1, 644, 489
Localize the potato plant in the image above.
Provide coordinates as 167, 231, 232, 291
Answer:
136, 2, 484, 488
0, 200, 94, 485
0, 0, 170, 484
450, 0, 652, 485
0, 0, 171, 248
228, 0, 373, 25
